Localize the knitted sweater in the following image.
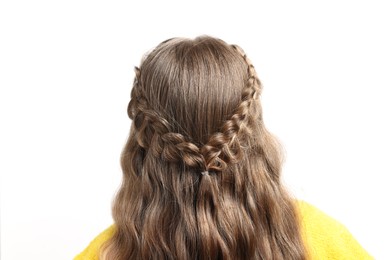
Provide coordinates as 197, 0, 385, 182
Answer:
74, 201, 373, 259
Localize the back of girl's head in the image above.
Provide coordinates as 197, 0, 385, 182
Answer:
132, 36, 247, 147
101, 36, 307, 260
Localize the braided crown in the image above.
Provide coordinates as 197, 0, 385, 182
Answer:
127, 44, 261, 173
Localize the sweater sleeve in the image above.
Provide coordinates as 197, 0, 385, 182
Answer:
298, 201, 374, 260
74, 225, 116, 260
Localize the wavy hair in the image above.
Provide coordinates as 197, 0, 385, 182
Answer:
100, 36, 307, 259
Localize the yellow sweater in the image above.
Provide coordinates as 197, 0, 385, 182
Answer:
74, 201, 373, 259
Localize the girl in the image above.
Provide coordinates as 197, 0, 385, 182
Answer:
75, 36, 372, 260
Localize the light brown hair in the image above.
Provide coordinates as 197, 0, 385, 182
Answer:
100, 36, 307, 259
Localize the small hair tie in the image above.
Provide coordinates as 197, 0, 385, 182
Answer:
201, 170, 209, 176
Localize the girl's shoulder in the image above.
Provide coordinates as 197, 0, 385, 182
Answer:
74, 225, 116, 260
296, 200, 373, 259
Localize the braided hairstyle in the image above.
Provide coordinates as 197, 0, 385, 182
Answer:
100, 36, 307, 259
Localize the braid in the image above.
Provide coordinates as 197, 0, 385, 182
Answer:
201, 44, 261, 171
128, 45, 262, 173
150, 133, 206, 169
127, 67, 207, 170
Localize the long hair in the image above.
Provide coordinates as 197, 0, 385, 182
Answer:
100, 36, 307, 259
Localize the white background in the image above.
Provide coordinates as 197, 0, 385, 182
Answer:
1, 0, 389, 259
